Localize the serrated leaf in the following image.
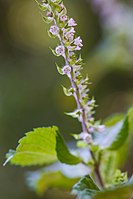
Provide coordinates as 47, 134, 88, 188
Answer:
27, 171, 78, 196
111, 170, 128, 186
4, 126, 81, 166
72, 175, 100, 199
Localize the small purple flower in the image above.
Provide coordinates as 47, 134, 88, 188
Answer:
68, 18, 77, 27
60, 14, 68, 22
62, 65, 71, 76
49, 25, 59, 36
55, 45, 65, 56
80, 132, 92, 144
64, 27, 75, 42
65, 32, 74, 42
74, 36, 82, 46
75, 46, 81, 51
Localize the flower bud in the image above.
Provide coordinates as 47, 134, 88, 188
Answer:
68, 18, 77, 27
74, 36, 83, 51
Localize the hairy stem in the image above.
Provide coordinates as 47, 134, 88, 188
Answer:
53, 13, 104, 188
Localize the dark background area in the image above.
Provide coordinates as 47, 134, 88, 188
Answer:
0, 0, 133, 198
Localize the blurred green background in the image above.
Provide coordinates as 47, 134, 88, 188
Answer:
0, 0, 133, 198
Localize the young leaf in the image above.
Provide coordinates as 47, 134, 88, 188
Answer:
4, 126, 81, 166
72, 175, 100, 199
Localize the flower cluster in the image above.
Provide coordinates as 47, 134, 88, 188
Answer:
38, 0, 105, 144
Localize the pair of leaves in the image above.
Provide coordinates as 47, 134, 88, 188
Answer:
4, 126, 81, 166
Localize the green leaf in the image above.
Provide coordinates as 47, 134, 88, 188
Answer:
51, 2, 62, 12
62, 86, 74, 97
95, 107, 133, 150
27, 171, 78, 196
77, 141, 88, 148
111, 170, 128, 186
127, 107, 133, 132
56, 130, 81, 164
4, 126, 81, 166
48, 30, 56, 38
56, 63, 64, 75
72, 175, 100, 199
109, 117, 128, 150
42, 15, 53, 24
50, 47, 60, 57
94, 116, 128, 150
34, 0, 49, 11
65, 109, 81, 119
104, 114, 124, 127
93, 182, 133, 199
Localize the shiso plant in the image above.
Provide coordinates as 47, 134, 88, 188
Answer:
4, 0, 133, 198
